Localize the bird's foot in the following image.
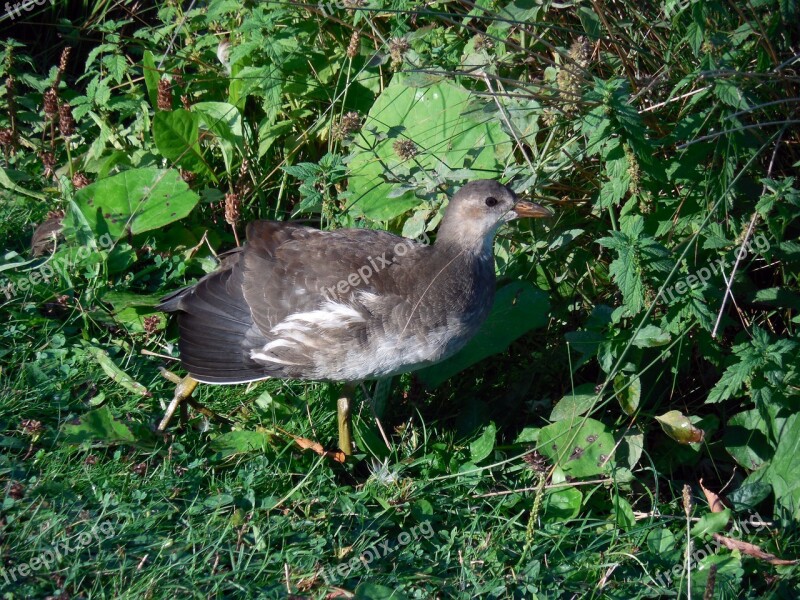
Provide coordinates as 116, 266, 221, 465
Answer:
158, 369, 233, 431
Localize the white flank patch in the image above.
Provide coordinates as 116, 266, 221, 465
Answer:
274, 301, 365, 330
249, 350, 301, 366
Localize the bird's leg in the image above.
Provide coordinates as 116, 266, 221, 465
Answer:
158, 370, 198, 431
337, 382, 357, 455
360, 380, 392, 451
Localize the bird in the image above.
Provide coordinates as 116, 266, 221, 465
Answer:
157, 180, 552, 454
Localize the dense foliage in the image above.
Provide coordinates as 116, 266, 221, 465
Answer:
1, 0, 799, 597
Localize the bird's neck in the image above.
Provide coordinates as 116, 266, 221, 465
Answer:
435, 221, 498, 258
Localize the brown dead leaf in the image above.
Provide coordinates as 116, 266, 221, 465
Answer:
712, 533, 798, 566
699, 478, 727, 512
276, 428, 346, 463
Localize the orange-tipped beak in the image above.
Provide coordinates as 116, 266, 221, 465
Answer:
512, 200, 554, 219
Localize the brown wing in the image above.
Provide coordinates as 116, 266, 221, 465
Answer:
159, 221, 427, 383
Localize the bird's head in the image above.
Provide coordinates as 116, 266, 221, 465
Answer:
436, 180, 552, 251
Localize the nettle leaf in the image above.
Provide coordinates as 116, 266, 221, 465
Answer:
598, 230, 646, 313
714, 80, 749, 110
598, 217, 673, 314
707, 328, 798, 403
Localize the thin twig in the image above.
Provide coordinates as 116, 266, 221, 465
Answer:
712, 128, 786, 337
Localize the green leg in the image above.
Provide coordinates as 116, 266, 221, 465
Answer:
337, 382, 357, 455
158, 371, 199, 431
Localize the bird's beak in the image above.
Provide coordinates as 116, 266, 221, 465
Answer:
511, 200, 553, 219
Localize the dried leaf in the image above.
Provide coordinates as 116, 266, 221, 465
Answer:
712, 533, 798, 566
655, 410, 704, 444
699, 478, 727, 512
277, 428, 346, 463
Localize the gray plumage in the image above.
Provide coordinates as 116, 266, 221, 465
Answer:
158, 180, 550, 384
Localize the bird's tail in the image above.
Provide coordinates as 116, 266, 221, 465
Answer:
158, 267, 269, 384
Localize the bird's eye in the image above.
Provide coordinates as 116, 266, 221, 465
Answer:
485, 196, 499, 207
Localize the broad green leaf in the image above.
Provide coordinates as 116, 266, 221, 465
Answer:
61, 406, 155, 447
632, 324, 670, 348
515, 427, 539, 443
761, 412, 800, 519
646, 528, 676, 555
417, 281, 549, 387
690, 509, 731, 538
729, 481, 772, 512
193, 101, 244, 175
0, 166, 46, 200
354, 583, 409, 600
347, 75, 512, 220
723, 409, 771, 470
65, 167, 200, 237
210, 430, 276, 458
153, 109, 212, 176
469, 422, 496, 463
542, 487, 583, 522
614, 373, 640, 415
538, 417, 616, 477
550, 383, 597, 421
690, 554, 743, 600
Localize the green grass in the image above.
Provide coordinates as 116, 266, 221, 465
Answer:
2, 0, 800, 597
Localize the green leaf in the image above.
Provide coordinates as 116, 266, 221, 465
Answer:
614, 373, 640, 415
538, 417, 616, 477
64, 167, 200, 238
685, 20, 704, 56
417, 281, 549, 387
690, 509, 731, 539
714, 80, 748, 110
646, 528, 676, 555
469, 422, 496, 463
542, 487, 583, 522
347, 75, 512, 220
153, 109, 212, 177
62, 406, 155, 447
142, 50, 159, 108
761, 412, 800, 519
193, 102, 245, 175
550, 383, 597, 421
210, 430, 276, 458
690, 554, 743, 600
723, 410, 771, 471
612, 493, 636, 530
84, 343, 150, 397
632, 324, 671, 348
354, 583, 409, 600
